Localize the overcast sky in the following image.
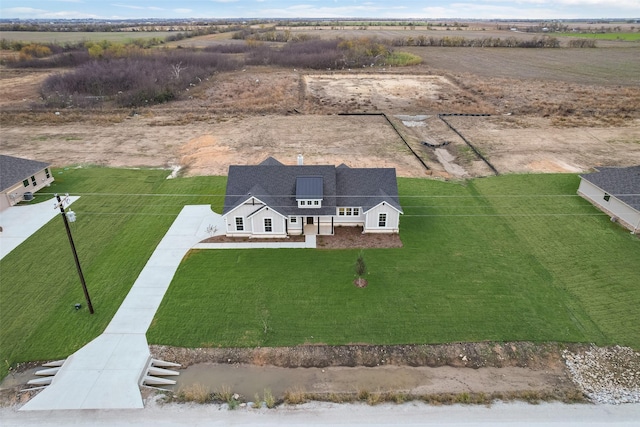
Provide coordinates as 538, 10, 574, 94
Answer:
1, 0, 638, 20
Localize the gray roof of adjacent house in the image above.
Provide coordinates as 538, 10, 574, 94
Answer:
0, 155, 50, 192
580, 166, 640, 210
223, 158, 402, 216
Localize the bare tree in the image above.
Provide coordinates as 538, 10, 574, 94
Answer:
170, 61, 187, 79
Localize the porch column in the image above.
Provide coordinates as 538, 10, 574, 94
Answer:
317, 217, 320, 234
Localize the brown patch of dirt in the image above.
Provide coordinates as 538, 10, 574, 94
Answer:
151, 341, 578, 370
317, 226, 403, 249
201, 234, 305, 243
353, 277, 368, 288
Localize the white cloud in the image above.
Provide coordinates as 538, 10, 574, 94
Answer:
0, 6, 99, 19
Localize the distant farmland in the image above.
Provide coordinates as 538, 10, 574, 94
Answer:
0, 31, 175, 44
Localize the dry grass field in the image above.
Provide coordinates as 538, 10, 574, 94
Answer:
1, 26, 639, 179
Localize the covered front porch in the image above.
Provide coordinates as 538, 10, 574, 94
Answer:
301, 215, 334, 236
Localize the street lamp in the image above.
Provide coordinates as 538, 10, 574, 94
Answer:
54, 193, 94, 314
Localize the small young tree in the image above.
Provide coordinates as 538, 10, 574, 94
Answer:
354, 251, 368, 288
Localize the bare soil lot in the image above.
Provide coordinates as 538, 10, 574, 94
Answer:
1, 66, 638, 179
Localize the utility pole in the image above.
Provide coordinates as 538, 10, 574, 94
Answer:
55, 193, 94, 314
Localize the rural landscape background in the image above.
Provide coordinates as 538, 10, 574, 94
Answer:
0, 17, 639, 407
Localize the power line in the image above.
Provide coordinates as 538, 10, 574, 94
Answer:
38, 192, 640, 198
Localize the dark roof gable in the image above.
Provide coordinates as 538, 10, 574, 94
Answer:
580, 166, 640, 210
0, 155, 51, 192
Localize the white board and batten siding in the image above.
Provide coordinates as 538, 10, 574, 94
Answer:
224, 198, 288, 237
364, 202, 401, 233
578, 179, 640, 232
248, 207, 287, 237
334, 209, 364, 227
288, 217, 304, 235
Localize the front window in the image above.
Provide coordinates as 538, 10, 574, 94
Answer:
604, 193, 611, 202
339, 207, 359, 216
45, 168, 50, 179
31, 176, 37, 186
264, 218, 272, 232
378, 213, 387, 227
23, 179, 29, 187
235, 217, 244, 231
290, 216, 297, 223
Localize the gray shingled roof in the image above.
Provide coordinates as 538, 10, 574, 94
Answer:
580, 166, 640, 210
0, 155, 51, 192
335, 168, 403, 213
224, 164, 337, 216
223, 158, 402, 216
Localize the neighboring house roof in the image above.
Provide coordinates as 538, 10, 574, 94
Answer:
223, 158, 402, 216
0, 155, 50, 192
580, 166, 640, 211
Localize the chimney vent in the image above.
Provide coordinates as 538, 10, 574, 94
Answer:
297, 154, 304, 165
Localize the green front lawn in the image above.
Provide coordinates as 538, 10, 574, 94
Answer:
0, 167, 225, 380
147, 174, 640, 349
2, 170, 638, 382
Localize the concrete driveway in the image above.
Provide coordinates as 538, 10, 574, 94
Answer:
0, 196, 79, 260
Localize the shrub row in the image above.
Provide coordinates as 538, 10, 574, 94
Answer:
390, 35, 562, 48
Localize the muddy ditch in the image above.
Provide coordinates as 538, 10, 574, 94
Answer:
151, 342, 581, 370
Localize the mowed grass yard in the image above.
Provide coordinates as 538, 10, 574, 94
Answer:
147, 174, 640, 350
1, 170, 638, 381
0, 167, 225, 380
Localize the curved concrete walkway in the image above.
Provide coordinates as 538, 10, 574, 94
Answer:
21, 205, 316, 410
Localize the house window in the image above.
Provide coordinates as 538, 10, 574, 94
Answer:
31, 176, 36, 186
45, 168, 50, 179
378, 213, 387, 227
298, 199, 322, 208
235, 217, 244, 231
290, 216, 297, 223
23, 179, 29, 187
338, 207, 359, 216
604, 193, 611, 202
264, 218, 272, 232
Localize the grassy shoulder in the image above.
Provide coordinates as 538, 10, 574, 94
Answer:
147, 174, 639, 350
0, 167, 225, 380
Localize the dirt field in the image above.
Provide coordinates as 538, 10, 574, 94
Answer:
1, 57, 638, 179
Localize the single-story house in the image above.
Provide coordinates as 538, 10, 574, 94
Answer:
577, 165, 640, 233
0, 155, 54, 212
222, 156, 403, 237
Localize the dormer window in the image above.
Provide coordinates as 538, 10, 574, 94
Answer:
298, 199, 322, 208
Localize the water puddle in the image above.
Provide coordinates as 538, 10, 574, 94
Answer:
168, 363, 436, 398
